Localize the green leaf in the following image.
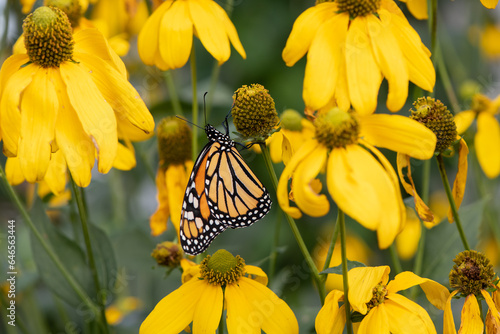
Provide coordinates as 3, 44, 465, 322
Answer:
29, 199, 94, 307
319, 260, 366, 275
88, 223, 117, 294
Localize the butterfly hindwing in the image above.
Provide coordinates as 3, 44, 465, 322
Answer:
179, 124, 271, 255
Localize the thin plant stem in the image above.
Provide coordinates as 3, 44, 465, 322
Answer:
320, 215, 340, 284
388, 244, 403, 275
428, 0, 438, 65
338, 209, 353, 334
259, 143, 326, 304
435, 44, 461, 113
436, 155, 470, 250
164, 70, 184, 117
268, 212, 282, 283
70, 178, 110, 334
413, 159, 431, 279
190, 45, 199, 161
0, 166, 99, 318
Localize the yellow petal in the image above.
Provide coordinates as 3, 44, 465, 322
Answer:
43, 150, 67, 195
367, 10, 409, 112
360, 113, 437, 160
389, 14, 435, 92
384, 294, 436, 334
59, 61, 118, 174
192, 283, 223, 333
348, 266, 390, 315
454, 110, 476, 135
282, 3, 337, 66
356, 304, 390, 334
5, 157, 25, 185
293, 145, 329, 217
75, 53, 154, 135
113, 141, 136, 170
244, 265, 268, 286
139, 279, 207, 334
0, 59, 35, 157
18, 68, 58, 182
166, 164, 191, 237
395, 207, 421, 260
458, 295, 484, 334
280, 132, 293, 165
277, 139, 319, 219
159, 0, 193, 70
303, 13, 349, 110
406, 0, 429, 20
53, 72, 95, 188
448, 138, 468, 223
397, 153, 435, 222
189, 0, 230, 63
150, 168, 169, 236
327, 145, 397, 236
137, 0, 172, 69
346, 16, 382, 115
387, 271, 450, 310
481, 290, 500, 325
208, 0, 246, 59
117, 115, 154, 142
475, 112, 500, 178
315, 290, 346, 334
480, 0, 498, 8
226, 278, 299, 334
443, 290, 459, 334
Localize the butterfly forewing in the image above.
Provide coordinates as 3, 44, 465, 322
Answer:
179, 124, 272, 255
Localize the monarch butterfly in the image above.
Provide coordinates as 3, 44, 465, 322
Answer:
179, 118, 272, 255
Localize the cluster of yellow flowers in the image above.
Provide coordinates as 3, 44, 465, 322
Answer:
1, 0, 499, 333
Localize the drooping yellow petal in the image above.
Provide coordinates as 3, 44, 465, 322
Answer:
150, 168, 169, 236
293, 145, 329, 217
189, 0, 230, 64
226, 278, 299, 334
282, 2, 337, 66
277, 139, 319, 219
454, 110, 476, 135
443, 290, 459, 334
113, 141, 136, 170
480, 0, 498, 9
481, 290, 500, 325
158, 0, 193, 70
207, 0, 246, 59
315, 290, 346, 334
5, 157, 25, 185
192, 283, 223, 333
362, 140, 405, 248
166, 163, 191, 237
475, 112, 500, 178
43, 150, 67, 195
360, 113, 437, 160
384, 294, 436, 334
387, 271, 450, 310
60, 61, 118, 174
345, 16, 382, 115
356, 304, 390, 334
139, 279, 206, 334
244, 265, 268, 286
303, 13, 349, 110
348, 266, 390, 315
327, 145, 395, 233
137, 0, 173, 69
53, 72, 95, 188
18, 67, 58, 182
367, 10, 409, 112
405, 0, 428, 20
395, 207, 421, 260
448, 138, 468, 223
0, 59, 35, 157
397, 153, 435, 222
389, 14, 435, 92
75, 53, 154, 135
458, 295, 484, 334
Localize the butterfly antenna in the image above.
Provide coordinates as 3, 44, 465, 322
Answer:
176, 115, 204, 131
203, 92, 208, 126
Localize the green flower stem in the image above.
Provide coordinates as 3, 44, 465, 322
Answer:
338, 209, 353, 334
428, 0, 438, 60
268, 212, 282, 283
259, 143, 326, 304
164, 70, 184, 117
320, 216, 339, 285
190, 45, 199, 161
413, 159, 431, 280
435, 44, 461, 113
70, 178, 110, 334
436, 155, 470, 250
388, 244, 403, 275
0, 166, 99, 319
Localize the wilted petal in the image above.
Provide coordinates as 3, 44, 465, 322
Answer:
448, 138, 468, 223
458, 295, 483, 334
